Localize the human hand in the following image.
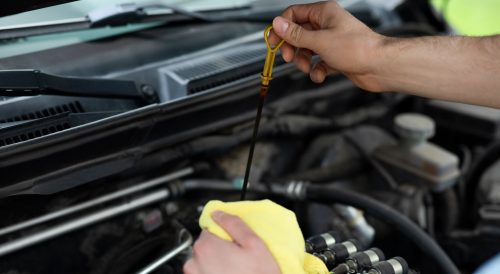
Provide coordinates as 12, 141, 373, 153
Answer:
183, 211, 281, 274
271, 1, 386, 91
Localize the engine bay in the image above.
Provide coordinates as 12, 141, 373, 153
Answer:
0, 1, 499, 273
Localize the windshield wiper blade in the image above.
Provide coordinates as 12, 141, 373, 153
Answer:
0, 69, 147, 100
88, 2, 219, 28
0, 2, 251, 40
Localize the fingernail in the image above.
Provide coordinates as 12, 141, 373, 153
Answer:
275, 17, 289, 34
212, 210, 225, 220
310, 70, 320, 83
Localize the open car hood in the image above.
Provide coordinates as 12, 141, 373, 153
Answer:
1, 0, 77, 17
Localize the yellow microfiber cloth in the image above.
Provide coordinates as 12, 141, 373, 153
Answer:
199, 199, 329, 274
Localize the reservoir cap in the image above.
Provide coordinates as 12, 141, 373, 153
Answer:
394, 113, 435, 144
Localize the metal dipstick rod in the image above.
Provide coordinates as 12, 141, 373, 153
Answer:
240, 25, 284, 200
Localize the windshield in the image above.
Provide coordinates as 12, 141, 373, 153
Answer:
0, 0, 257, 59
0, 0, 253, 27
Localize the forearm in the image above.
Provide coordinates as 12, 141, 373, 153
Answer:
372, 35, 500, 108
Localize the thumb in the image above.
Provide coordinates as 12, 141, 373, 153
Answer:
212, 211, 262, 247
272, 16, 318, 51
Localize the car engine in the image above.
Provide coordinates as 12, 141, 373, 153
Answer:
0, 1, 498, 274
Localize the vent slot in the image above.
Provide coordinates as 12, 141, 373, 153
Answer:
158, 43, 284, 101
0, 101, 84, 148
0, 122, 71, 147
0, 101, 84, 123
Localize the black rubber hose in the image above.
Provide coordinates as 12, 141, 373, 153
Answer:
284, 161, 364, 182
434, 189, 459, 234
305, 185, 460, 274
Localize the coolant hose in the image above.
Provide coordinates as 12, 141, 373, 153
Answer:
304, 184, 460, 274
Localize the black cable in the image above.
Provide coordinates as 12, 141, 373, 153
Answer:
424, 193, 435, 238
285, 161, 364, 182
305, 185, 460, 274
458, 145, 472, 200
342, 133, 399, 191
269, 80, 356, 116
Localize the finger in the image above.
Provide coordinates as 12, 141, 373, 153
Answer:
268, 28, 282, 47
193, 230, 236, 258
211, 211, 264, 249
310, 60, 335, 83
301, 22, 314, 31
295, 48, 314, 73
183, 259, 200, 274
310, 61, 328, 83
192, 230, 213, 258
281, 2, 326, 28
277, 22, 313, 63
200, 229, 237, 248
280, 42, 295, 62
269, 29, 295, 62
272, 16, 319, 51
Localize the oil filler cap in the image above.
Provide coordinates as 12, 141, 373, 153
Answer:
394, 113, 435, 144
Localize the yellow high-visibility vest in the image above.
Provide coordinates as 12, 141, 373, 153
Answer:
431, 0, 500, 36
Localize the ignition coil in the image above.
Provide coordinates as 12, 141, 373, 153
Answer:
314, 239, 362, 269
330, 263, 349, 274
368, 257, 409, 274
305, 231, 342, 253
340, 248, 385, 273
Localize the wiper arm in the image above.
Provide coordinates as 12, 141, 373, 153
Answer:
0, 2, 251, 40
0, 70, 148, 100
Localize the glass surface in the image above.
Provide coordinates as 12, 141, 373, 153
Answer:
0, 0, 256, 59
0, 0, 253, 27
